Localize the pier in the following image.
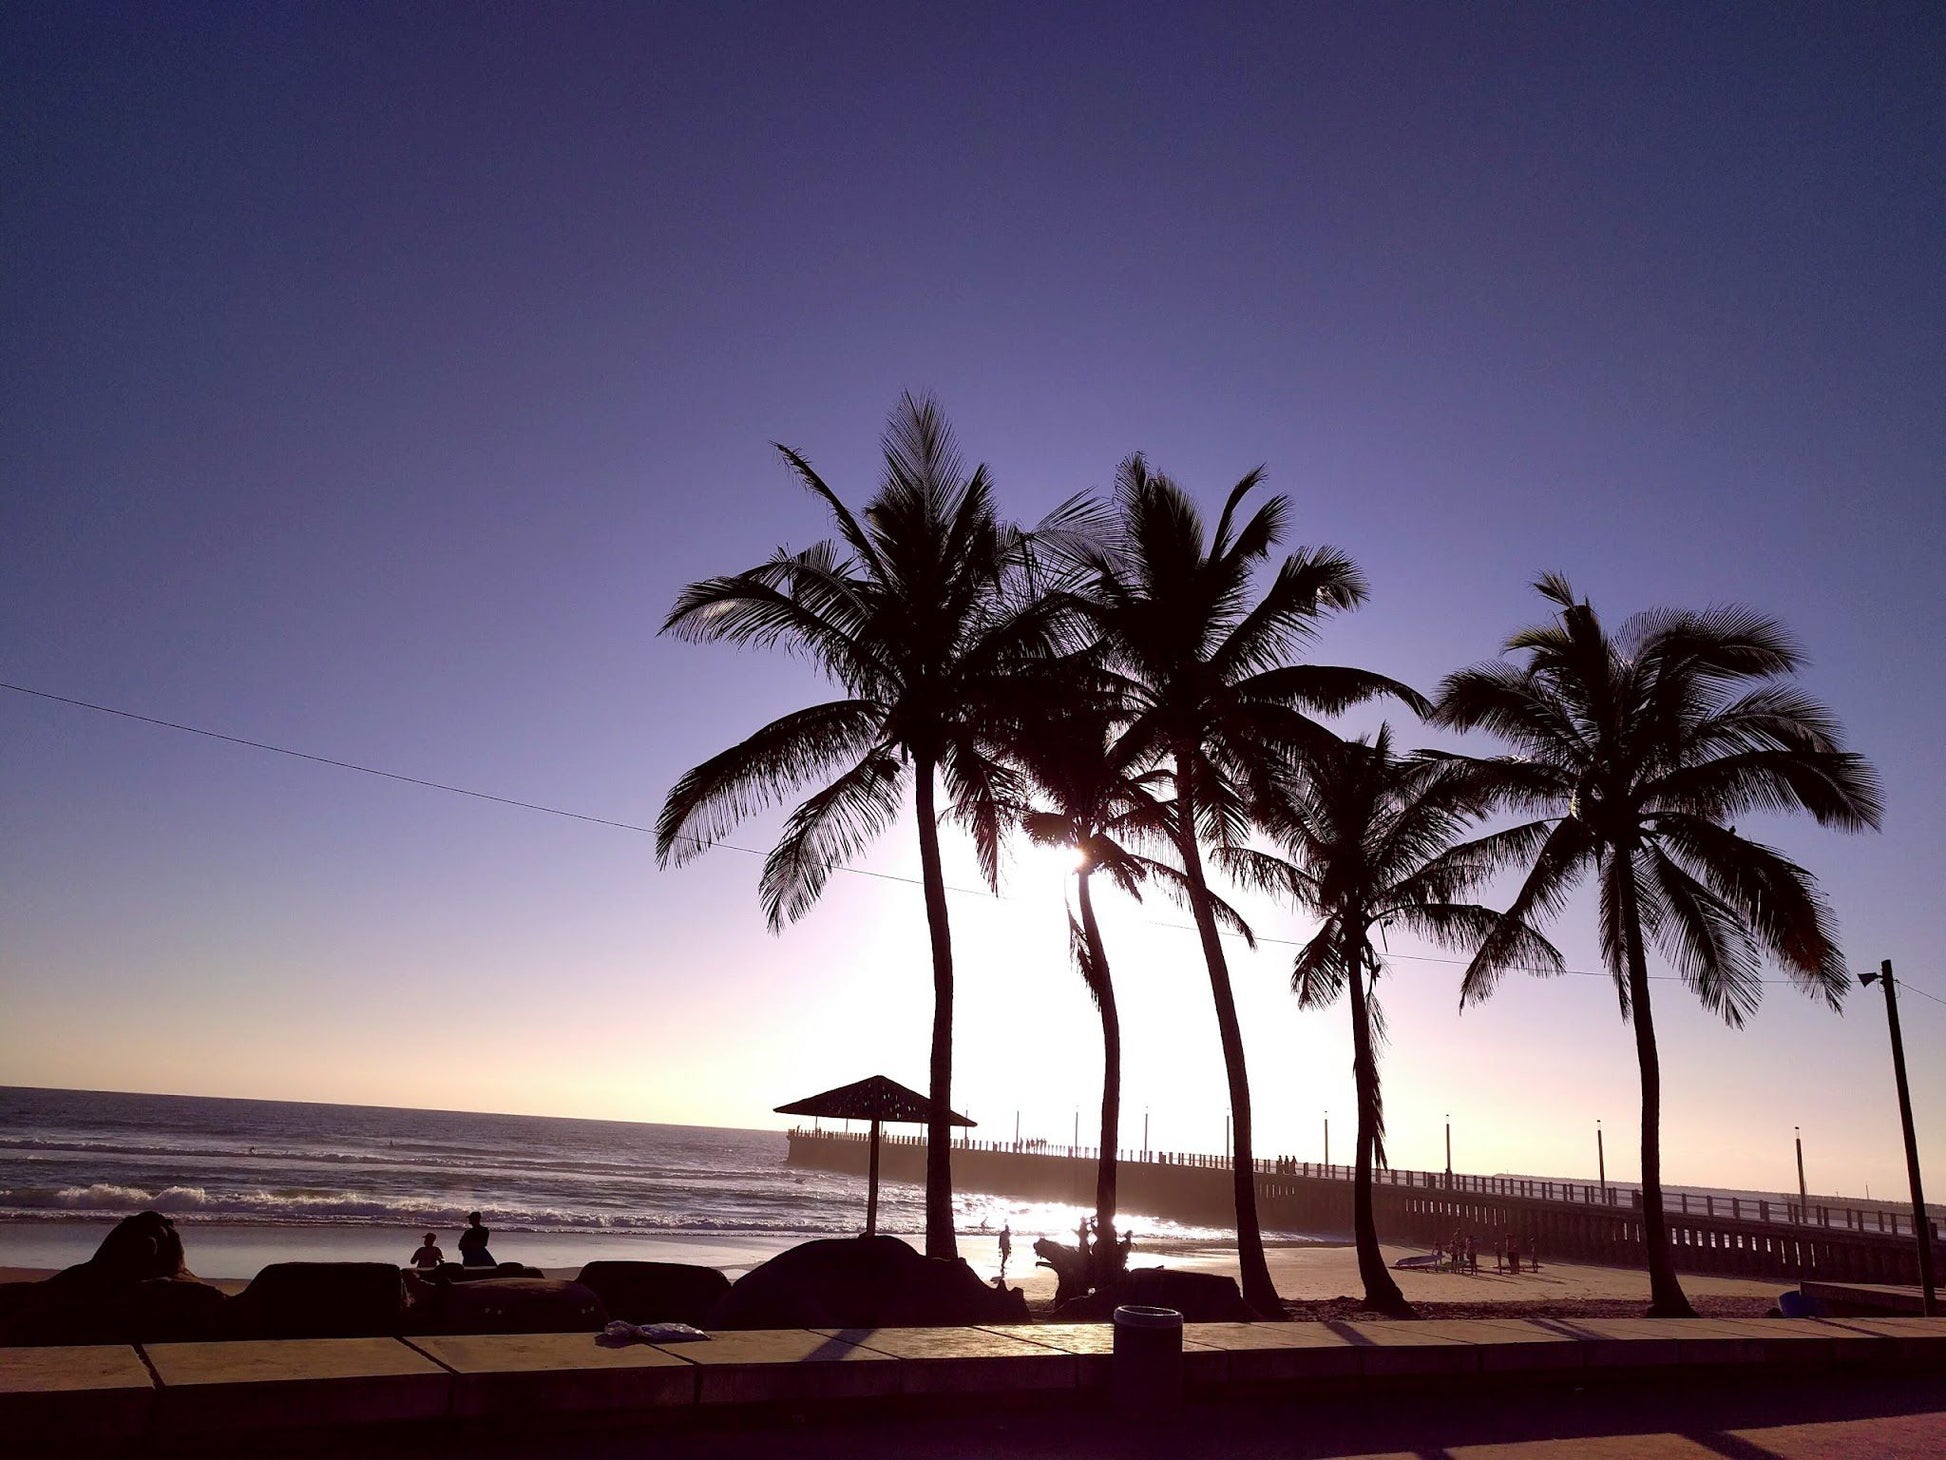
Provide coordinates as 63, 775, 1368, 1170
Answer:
786, 1129, 1943, 1286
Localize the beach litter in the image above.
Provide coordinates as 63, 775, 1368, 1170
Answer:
599, 1318, 711, 1346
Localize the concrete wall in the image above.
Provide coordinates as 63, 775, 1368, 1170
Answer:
786, 1131, 1937, 1284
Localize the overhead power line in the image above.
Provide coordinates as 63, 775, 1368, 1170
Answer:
3, 678, 1933, 1005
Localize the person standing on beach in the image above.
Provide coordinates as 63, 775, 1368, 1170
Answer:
409, 1233, 443, 1269
458, 1212, 495, 1267
998, 1223, 1012, 1278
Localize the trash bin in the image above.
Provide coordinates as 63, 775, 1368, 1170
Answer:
1112, 1303, 1183, 1415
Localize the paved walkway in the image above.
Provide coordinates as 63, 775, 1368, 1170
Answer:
313, 1373, 1946, 1460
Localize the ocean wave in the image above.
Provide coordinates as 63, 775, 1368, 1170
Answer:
0, 1136, 763, 1184
0, 1182, 882, 1235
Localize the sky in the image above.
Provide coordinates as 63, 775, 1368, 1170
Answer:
3, 2, 1942, 1203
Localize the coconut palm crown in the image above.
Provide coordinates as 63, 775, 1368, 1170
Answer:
1431, 572, 1882, 1315
656, 394, 1090, 1261
1061, 455, 1427, 1315
1227, 725, 1562, 1316
1009, 679, 1255, 1279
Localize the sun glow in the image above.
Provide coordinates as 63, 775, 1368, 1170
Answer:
1019, 840, 1088, 880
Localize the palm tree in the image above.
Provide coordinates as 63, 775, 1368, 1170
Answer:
1008, 681, 1255, 1282
1064, 457, 1424, 1315
657, 395, 1085, 1260
1228, 726, 1560, 1317
1432, 574, 1882, 1316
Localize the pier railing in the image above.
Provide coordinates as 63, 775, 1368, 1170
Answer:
785, 1127, 1942, 1286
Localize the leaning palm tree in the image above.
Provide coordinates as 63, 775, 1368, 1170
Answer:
657, 395, 1086, 1260
1063, 457, 1424, 1315
1229, 727, 1561, 1317
1432, 574, 1882, 1316
1008, 678, 1255, 1282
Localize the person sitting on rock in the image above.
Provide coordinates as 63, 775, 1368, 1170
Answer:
457, 1212, 495, 1267
409, 1232, 443, 1269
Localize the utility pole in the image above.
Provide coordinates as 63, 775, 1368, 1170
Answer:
1795, 1125, 1808, 1219
1861, 959, 1937, 1316
1597, 1119, 1607, 1201
1445, 1113, 1453, 1186
1324, 1111, 1330, 1172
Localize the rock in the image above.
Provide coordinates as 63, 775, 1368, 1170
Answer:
0, 1212, 227, 1345
1048, 1266, 1258, 1323
89, 1210, 192, 1282
228, 1262, 406, 1339
705, 1236, 1030, 1331
414, 1277, 608, 1335
576, 1261, 730, 1326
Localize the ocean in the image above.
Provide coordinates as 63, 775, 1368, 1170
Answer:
0, 1086, 1233, 1278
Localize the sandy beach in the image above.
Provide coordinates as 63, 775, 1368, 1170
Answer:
3, 1226, 1791, 1318
951, 1233, 1788, 1315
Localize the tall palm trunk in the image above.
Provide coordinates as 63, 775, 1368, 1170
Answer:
1343, 935, 1410, 1315
913, 754, 957, 1260
1076, 872, 1120, 1259
1173, 748, 1282, 1317
1617, 854, 1694, 1317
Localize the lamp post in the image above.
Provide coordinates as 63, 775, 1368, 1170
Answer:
1143, 1107, 1150, 1163
1445, 1113, 1453, 1186
1795, 1125, 1808, 1220
1597, 1118, 1607, 1202
1861, 959, 1937, 1316
1324, 1111, 1330, 1173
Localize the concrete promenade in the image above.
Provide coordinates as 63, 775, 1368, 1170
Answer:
7, 1316, 1944, 1451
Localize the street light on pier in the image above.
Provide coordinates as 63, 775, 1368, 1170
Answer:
1860, 959, 1936, 1316
1445, 1112, 1453, 1185
1323, 1110, 1330, 1172
1795, 1125, 1808, 1217
1597, 1118, 1607, 1201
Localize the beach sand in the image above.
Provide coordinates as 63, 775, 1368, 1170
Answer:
951, 1234, 1788, 1316
3, 1227, 1789, 1318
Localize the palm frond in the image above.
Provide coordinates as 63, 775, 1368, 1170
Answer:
759, 751, 905, 930
1459, 818, 1593, 1006
657, 701, 887, 866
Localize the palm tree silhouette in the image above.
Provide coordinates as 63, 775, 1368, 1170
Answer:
657, 395, 1088, 1260
1063, 457, 1423, 1315
1229, 726, 1557, 1316
1432, 574, 1882, 1316
1008, 679, 1255, 1279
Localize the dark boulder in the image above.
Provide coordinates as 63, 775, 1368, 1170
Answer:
705, 1236, 1030, 1331
413, 1276, 607, 1335
576, 1261, 730, 1326
1048, 1266, 1259, 1323
90, 1209, 192, 1282
227, 1262, 406, 1339
0, 1211, 228, 1345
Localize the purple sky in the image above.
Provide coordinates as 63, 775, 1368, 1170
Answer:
3, 3, 1942, 1199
